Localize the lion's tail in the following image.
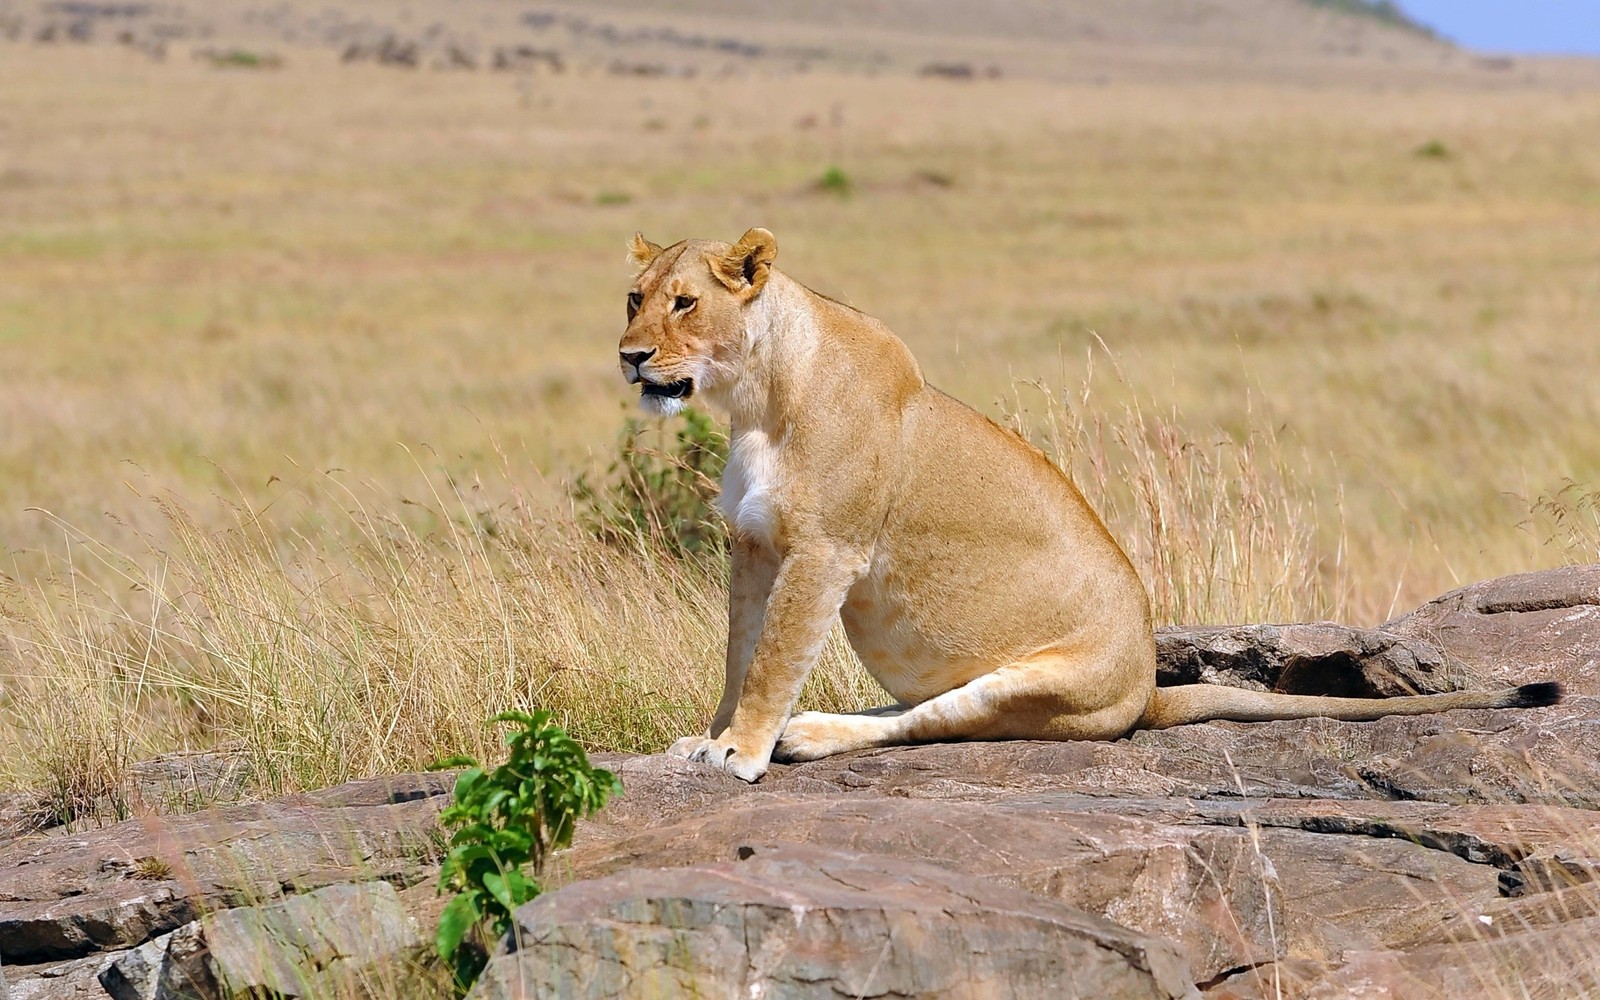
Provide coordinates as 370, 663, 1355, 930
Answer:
1136, 680, 1563, 730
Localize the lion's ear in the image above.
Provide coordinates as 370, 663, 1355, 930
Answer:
628, 232, 664, 269
708, 227, 777, 296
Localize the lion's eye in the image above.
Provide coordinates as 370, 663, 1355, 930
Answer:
626, 291, 642, 320
673, 295, 697, 313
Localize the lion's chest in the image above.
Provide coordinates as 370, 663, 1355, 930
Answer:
717, 429, 782, 549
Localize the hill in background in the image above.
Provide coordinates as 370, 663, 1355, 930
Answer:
3, 0, 1595, 85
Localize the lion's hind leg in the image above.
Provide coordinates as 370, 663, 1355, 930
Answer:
772, 644, 1150, 762
769, 704, 905, 761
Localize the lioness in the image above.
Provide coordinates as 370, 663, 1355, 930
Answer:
618, 227, 1561, 783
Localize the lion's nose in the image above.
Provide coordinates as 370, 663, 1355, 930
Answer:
620, 348, 657, 369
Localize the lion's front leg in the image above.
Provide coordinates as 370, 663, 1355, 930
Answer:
668, 543, 863, 782
709, 537, 778, 738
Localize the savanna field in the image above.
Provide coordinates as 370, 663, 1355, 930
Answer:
3, 21, 1600, 814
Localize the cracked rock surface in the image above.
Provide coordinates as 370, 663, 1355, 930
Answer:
474, 845, 1200, 1000
0, 773, 452, 968
2, 567, 1598, 999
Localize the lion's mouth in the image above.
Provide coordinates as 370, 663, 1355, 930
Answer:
641, 378, 694, 400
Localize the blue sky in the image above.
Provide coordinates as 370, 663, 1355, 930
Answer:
1396, 2, 1600, 56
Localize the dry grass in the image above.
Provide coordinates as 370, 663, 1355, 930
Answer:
1009, 350, 1346, 625
1, 38, 1599, 811
1524, 482, 1600, 566
3, 378, 1307, 805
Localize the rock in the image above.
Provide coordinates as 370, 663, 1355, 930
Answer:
1125, 696, 1600, 808
706, 695, 1588, 811
1258, 826, 1497, 964
3, 955, 111, 1000
471, 845, 1200, 1000
0, 793, 47, 843
0, 773, 450, 964
1207, 916, 1600, 999
124, 752, 250, 815
1156, 622, 1465, 697
562, 792, 1280, 980
100, 881, 424, 1000
558, 785, 1514, 981
1084, 795, 1600, 896
1386, 564, 1600, 695
395, 881, 451, 942
20, 752, 254, 835
1156, 566, 1600, 697
580, 752, 753, 837
99, 923, 209, 1000
1309, 696, 1600, 808
1418, 879, 1600, 945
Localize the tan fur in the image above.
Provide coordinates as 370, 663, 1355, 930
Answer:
617, 228, 1558, 783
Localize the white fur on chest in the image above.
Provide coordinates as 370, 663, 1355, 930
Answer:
718, 429, 782, 548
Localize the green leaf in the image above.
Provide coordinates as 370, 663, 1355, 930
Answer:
481, 870, 516, 913
452, 767, 486, 801
436, 892, 480, 962
502, 868, 541, 907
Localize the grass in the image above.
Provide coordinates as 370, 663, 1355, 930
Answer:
1012, 359, 1345, 626
132, 855, 175, 880
0, 375, 1331, 810
1524, 482, 1600, 565
0, 44, 1598, 809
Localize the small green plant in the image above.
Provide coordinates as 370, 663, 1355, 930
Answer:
816, 165, 853, 195
573, 409, 728, 559
1415, 139, 1451, 159
595, 190, 633, 206
201, 48, 284, 69
432, 711, 620, 991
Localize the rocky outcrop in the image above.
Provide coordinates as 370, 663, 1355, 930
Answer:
566, 710, 1600, 981
1386, 564, 1600, 695
1155, 621, 1468, 696
565, 787, 1286, 979
1153, 565, 1600, 699
99, 882, 425, 1000
4, 955, 111, 1000
0, 773, 450, 965
470, 846, 1199, 1000
1, 567, 1597, 999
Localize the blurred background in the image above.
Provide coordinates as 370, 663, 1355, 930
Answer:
2, 1, 1598, 783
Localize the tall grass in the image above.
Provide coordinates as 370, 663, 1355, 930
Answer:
0, 373, 1352, 816
1524, 481, 1600, 566
1008, 349, 1348, 625
5, 480, 720, 802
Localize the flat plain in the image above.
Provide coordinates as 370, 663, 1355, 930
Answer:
1, 0, 1598, 790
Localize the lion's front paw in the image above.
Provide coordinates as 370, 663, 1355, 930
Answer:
773, 712, 882, 762
666, 734, 769, 782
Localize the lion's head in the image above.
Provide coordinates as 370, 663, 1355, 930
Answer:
617, 227, 777, 415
